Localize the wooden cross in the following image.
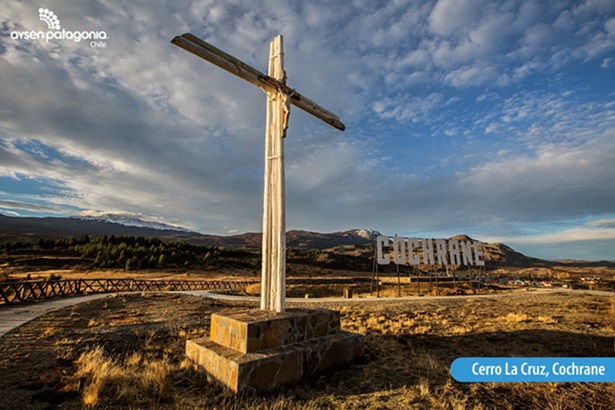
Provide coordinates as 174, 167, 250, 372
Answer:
171, 33, 345, 312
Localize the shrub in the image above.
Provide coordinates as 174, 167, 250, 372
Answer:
74, 346, 171, 407
47, 273, 62, 281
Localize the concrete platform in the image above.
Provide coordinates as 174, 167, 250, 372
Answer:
186, 308, 364, 394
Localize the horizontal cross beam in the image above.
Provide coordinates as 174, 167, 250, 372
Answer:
171, 33, 345, 131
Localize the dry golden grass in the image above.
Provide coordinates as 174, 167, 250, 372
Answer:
1, 291, 615, 409
245, 279, 481, 299
7, 267, 257, 282
73, 346, 172, 407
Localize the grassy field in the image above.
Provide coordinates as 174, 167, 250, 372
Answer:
1, 290, 614, 409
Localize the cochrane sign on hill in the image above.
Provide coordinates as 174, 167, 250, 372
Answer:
376, 235, 485, 267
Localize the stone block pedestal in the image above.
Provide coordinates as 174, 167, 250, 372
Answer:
186, 308, 364, 394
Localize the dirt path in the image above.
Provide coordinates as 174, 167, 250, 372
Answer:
1, 288, 611, 338
0, 294, 108, 337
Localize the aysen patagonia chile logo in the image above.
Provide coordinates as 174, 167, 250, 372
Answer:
9, 8, 108, 48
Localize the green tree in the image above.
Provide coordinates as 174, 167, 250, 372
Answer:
157, 253, 167, 268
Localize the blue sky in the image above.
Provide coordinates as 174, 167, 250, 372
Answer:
1, 0, 614, 261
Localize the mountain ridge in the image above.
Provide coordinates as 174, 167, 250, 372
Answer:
72, 213, 195, 233
0, 213, 602, 268
0, 214, 381, 249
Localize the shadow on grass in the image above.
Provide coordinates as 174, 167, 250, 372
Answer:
2, 293, 614, 409
284, 329, 614, 399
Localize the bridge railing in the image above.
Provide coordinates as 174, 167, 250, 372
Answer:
0, 278, 258, 305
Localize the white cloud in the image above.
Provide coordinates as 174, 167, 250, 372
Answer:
484, 226, 615, 245
429, 0, 487, 36
457, 128, 615, 223
445, 65, 498, 87
587, 218, 615, 229
0, 199, 66, 214
371, 92, 446, 123
1, 0, 614, 260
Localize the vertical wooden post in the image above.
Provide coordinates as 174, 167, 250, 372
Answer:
171, 33, 344, 313
261, 35, 287, 313
370, 245, 377, 296
396, 263, 401, 297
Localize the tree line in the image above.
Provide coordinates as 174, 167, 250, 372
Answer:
2, 235, 257, 271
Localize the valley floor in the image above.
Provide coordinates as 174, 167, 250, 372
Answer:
0, 290, 614, 409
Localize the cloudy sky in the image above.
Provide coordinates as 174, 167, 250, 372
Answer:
1, 0, 614, 261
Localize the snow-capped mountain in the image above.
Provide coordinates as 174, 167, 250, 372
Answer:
342, 228, 382, 241
72, 213, 194, 233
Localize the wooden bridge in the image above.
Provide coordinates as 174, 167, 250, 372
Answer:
0, 278, 258, 305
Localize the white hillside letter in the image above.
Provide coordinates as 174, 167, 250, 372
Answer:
408, 238, 421, 265
422, 238, 435, 265
474, 241, 485, 266
436, 239, 448, 266
393, 236, 406, 265
376, 235, 390, 265
449, 240, 461, 265
461, 241, 474, 266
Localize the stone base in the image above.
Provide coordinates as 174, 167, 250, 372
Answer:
186, 308, 364, 394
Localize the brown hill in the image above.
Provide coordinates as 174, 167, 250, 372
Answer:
449, 234, 551, 268
0, 214, 378, 250
0, 214, 212, 243
0, 213, 569, 269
